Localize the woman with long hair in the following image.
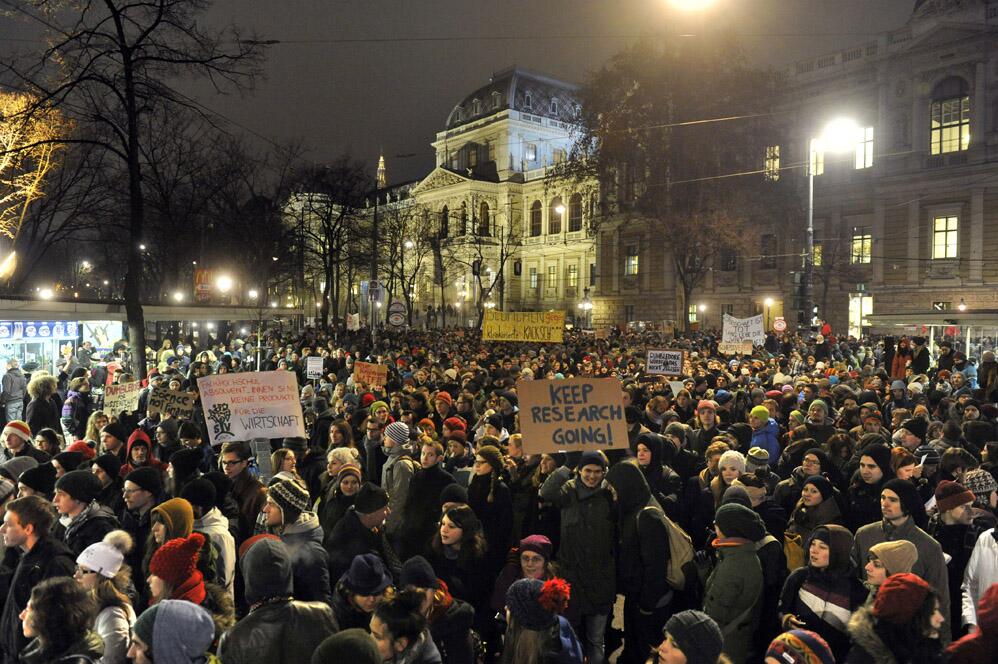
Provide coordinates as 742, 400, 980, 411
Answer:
399, 555, 475, 664
74, 532, 136, 664
19, 576, 102, 663
500, 577, 582, 664
846, 573, 944, 663
428, 505, 489, 611
466, 445, 513, 574
329, 420, 357, 451
318, 463, 362, 545
24, 374, 62, 437
33, 428, 63, 458
370, 588, 441, 664
269, 448, 304, 486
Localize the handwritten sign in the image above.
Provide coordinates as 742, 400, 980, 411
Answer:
722, 314, 764, 345
517, 377, 628, 455
646, 349, 685, 376
147, 387, 196, 419
104, 381, 141, 415
346, 313, 361, 331
197, 371, 306, 446
717, 341, 754, 356
482, 310, 565, 343
354, 361, 388, 386
305, 356, 324, 380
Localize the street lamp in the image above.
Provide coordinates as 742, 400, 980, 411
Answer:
248, 289, 259, 300
804, 117, 862, 335
404, 240, 414, 249
958, 298, 967, 312
172, 291, 184, 303
668, 0, 715, 10
578, 287, 594, 329
764, 297, 774, 329
216, 275, 233, 293
39, 287, 53, 300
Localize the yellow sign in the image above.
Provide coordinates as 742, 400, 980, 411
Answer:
482, 310, 565, 343
354, 361, 389, 387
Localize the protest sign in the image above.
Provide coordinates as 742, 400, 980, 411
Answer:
346, 313, 360, 331
305, 356, 324, 380
645, 349, 685, 376
722, 314, 765, 345
354, 361, 388, 386
668, 381, 688, 397
482, 310, 565, 343
197, 371, 306, 446
717, 340, 754, 355
147, 387, 196, 419
104, 381, 141, 415
517, 377, 628, 455
595, 328, 610, 340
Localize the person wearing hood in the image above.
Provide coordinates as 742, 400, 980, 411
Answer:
853, 478, 951, 642
218, 535, 338, 664
846, 573, 944, 664
264, 479, 332, 605
18, 576, 103, 664
399, 555, 476, 664
703, 503, 764, 664
120, 429, 168, 478
634, 433, 683, 521
52, 469, 119, 556
778, 525, 867, 660
128, 599, 216, 664
846, 442, 893, 532
947, 582, 998, 664
774, 448, 832, 515
606, 459, 673, 664
380, 421, 418, 546
784, 476, 843, 558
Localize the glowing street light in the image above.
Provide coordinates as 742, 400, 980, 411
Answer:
172, 291, 184, 302
39, 288, 53, 300
139, 244, 147, 251
206, 322, 215, 330
554, 204, 566, 215
958, 299, 967, 312
404, 240, 414, 249
248, 289, 259, 299
216, 275, 233, 293
668, 0, 715, 10
269, 301, 278, 308
0, 251, 16, 280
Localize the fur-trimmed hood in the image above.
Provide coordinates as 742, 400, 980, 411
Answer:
848, 606, 897, 664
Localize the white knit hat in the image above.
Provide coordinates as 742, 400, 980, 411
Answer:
77, 541, 124, 578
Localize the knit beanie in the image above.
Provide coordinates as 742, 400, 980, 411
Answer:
311, 629, 381, 664
663, 610, 724, 664
94, 453, 122, 479
54, 452, 85, 474
883, 478, 925, 524
384, 421, 409, 446
2, 420, 31, 443
746, 447, 770, 474
438, 483, 468, 506
476, 445, 503, 474
168, 448, 203, 479
962, 469, 998, 507
718, 450, 746, 474
66, 440, 97, 461
336, 463, 362, 484
809, 399, 828, 417
802, 475, 833, 502
873, 573, 931, 625
399, 555, 438, 590
0, 477, 14, 503
180, 479, 217, 514
125, 466, 163, 496
342, 553, 393, 596
505, 577, 571, 631
750, 405, 771, 423
434, 391, 452, 406
101, 421, 130, 445
696, 400, 717, 413
900, 417, 928, 441
149, 533, 205, 591
353, 482, 389, 514
578, 450, 608, 471
727, 423, 752, 450
860, 443, 893, 477
765, 629, 835, 664
789, 410, 806, 426
269, 479, 311, 524
18, 463, 56, 497
77, 541, 124, 579
152, 498, 194, 538
519, 534, 553, 561
237, 533, 280, 561
721, 485, 752, 508
934, 480, 975, 513
442, 417, 466, 433
869, 540, 918, 576
368, 401, 389, 415
0, 456, 37, 483
713, 503, 764, 540
808, 525, 854, 574
55, 469, 101, 503
914, 444, 941, 466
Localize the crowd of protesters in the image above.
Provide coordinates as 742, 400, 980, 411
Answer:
0, 322, 994, 663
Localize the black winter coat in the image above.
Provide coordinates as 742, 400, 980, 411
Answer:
399, 464, 456, 560
218, 599, 338, 664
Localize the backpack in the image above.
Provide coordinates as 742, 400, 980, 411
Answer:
642, 505, 694, 590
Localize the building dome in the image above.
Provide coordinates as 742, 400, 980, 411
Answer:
445, 67, 580, 130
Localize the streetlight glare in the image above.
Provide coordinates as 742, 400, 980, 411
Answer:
248, 289, 259, 299
668, 0, 715, 11
818, 118, 862, 154
764, 297, 774, 307
0, 251, 16, 280
216, 275, 233, 293
39, 287, 53, 300
404, 240, 414, 249
172, 291, 184, 302
554, 204, 566, 215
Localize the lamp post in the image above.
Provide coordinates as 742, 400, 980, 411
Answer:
804, 118, 861, 336
764, 297, 774, 330
578, 287, 593, 329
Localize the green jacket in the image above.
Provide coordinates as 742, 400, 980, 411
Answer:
704, 541, 763, 664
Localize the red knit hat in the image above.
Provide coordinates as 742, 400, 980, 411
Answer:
434, 391, 452, 406
934, 480, 975, 513
443, 417, 466, 432
150, 533, 205, 589
874, 573, 930, 625
238, 533, 280, 560
2, 420, 31, 442
360, 393, 376, 408
67, 440, 97, 460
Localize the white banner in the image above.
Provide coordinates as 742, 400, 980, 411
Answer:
197, 371, 306, 446
722, 314, 765, 345
346, 313, 361, 331
305, 356, 324, 380
645, 349, 685, 376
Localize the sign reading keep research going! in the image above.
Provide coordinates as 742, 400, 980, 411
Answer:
482, 310, 565, 343
197, 371, 306, 446
645, 349, 685, 376
722, 314, 765, 345
517, 377, 628, 455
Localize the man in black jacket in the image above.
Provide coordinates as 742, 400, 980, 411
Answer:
398, 440, 456, 559
325, 482, 393, 582
52, 469, 119, 555
0, 495, 76, 664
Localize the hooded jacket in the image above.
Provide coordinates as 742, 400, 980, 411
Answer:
634, 433, 683, 521
144, 600, 216, 664
194, 507, 235, 594
217, 538, 338, 664
845, 604, 944, 664
280, 512, 332, 605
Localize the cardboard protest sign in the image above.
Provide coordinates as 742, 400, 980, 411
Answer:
717, 341, 754, 356
305, 356, 324, 380
668, 381, 688, 397
354, 361, 388, 386
722, 314, 764, 345
482, 310, 565, 343
197, 371, 306, 446
104, 381, 141, 415
147, 387, 196, 419
645, 349, 685, 376
517, 377, 628, 455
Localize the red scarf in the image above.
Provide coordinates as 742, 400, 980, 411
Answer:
170, 570, 206, 606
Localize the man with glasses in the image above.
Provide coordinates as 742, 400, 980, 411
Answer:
773, 446, 827, 514
120, 466, 162, 601
220, 441, 265, 546
0, 495, 75, 664
361, 415, 386, 483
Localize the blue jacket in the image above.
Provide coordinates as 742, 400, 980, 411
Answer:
751, 419, 781, 465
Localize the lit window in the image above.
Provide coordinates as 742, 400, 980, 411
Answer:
567, 264, 579, 288
812, 243, 823, 267
850, 230, 872, 264
553, 148, 566, 163
764, 145, 780, 181
568, 193, 583, 232
525, 143, 537, 162
931, 95, 970, 155
547, 265, 557, 290
530, 200, 542, 237
809, 139, 824, 176
933, 215, 958, 259
625, 246, 639, 276
529, 267, 538, 290
688, 304, 698, 324
549, 197, 562, 235
855, 126, 874, 169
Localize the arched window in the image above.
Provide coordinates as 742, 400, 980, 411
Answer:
549, 197, 563, 235
568, 193, 583, 232
530, 200, 542, 237
478, 202, 490, 236
458, 202, 467, 236
930, 76, 970, 155
439, 206, 449, 238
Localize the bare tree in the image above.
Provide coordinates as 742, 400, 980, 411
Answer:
381, 201, 434, 326
0, 0, 266, 377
